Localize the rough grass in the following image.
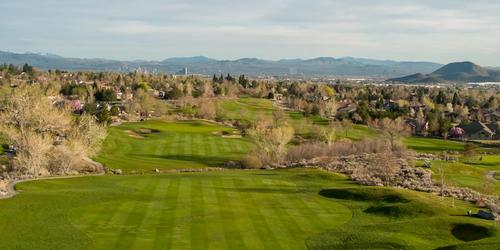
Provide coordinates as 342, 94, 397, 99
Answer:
95, 120, 254, 172
0, 170, 498, 250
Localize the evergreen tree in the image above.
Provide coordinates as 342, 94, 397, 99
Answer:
436, 91, 447, 105
452, 92, 461, 105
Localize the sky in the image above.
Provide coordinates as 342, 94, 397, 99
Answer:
1, 0, 500, 66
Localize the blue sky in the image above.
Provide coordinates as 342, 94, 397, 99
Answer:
2, 0, 500, 65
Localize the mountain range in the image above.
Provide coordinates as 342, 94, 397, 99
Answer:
389, 62, 500, 83
0, 51, 442, 78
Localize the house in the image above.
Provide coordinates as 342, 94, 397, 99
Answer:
337, 102, 358, 114
484, 112, 500, 122
405, 118, 428, 135
486, 122, 500, 139
458, 121, 495, 140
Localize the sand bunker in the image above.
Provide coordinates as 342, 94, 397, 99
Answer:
125, 130, 144, 139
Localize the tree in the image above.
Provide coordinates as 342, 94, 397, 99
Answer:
341, 119, 353, 137
370, 117, 410, 152
452, 92, 462, 105
371, 153, 399, 186
167, 85, 184, 99
436, 91, 448, 105
248, 121, 294, 165
323, 100, 337, 118
321, 123, 336, 148
110, 105, 120, 116
197, 100, 216, 120
97, 107, 111, 125
94, 89, 117, 102
439, 118, 452, 140
0, 85, 106, 176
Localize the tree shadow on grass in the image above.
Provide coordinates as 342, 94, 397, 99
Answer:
130, 153, 239, 168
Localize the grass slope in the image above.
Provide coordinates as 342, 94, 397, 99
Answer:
0, 170, 497, 250
95, 120, 253, 172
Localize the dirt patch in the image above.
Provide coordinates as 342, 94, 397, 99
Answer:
124, 130, 144, 139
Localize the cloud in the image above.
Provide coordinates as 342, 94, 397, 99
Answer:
0, 0, 499, 65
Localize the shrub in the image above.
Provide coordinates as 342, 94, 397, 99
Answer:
241, 154, 262, 169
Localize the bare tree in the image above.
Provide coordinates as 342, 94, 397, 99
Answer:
370, 117, 410, 152
321, 123, 337, 148
341, 119, 353, 137
0, 85, 106, 177
371, 153, 399, 186
248, 121, 294, 165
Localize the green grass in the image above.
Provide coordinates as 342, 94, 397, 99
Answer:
0, 169, 497, 250
95, 120, 254, 172
287, 111, 330, 125
404, 137, 465, 153
430, 155, 500, 195
216, 97, 275, 123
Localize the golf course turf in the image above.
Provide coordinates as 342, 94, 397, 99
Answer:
95, 120, 254, 172
1, 118, 499, 249
1, 170, 498, 249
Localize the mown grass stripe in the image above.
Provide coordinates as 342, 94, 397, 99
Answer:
153, 177, 180, 250
171, 177, 192, 249
113, 178, 161, 250
221, 137, 231, 153
189, 178, 207, 249
91, 179, 150, 249
130, 178, 171, 249
266, 179, 321, 233
251, 178, 303, 250
234, 178, 284, 250
197, 134, 206, 156
184, 134, 193, 156
154, 137, 167, 157
209, 135, 219, 156
261, 179, 309, 234
202, 178, 227, 250
221, 178, 264, 249
203, 135, 212, 158
213, 177, 246, 249
83, 178, 141, 229
169, 133, 181, 155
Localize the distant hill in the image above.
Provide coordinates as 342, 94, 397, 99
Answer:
0, 51, 442, 78
389, 62, 500, 83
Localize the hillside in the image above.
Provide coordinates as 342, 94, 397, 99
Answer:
390, 61, 500, 83
0, 51, 441, 77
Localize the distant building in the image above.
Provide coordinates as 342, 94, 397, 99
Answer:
486, 122, 500, 139
458, 121, 495, 140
